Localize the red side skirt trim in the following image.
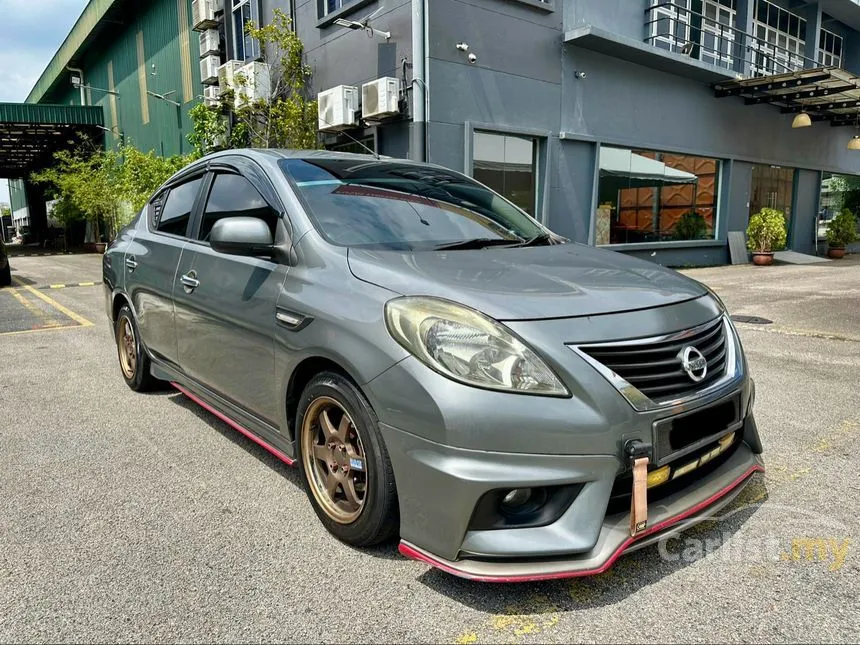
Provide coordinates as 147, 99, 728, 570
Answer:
172, 382, 295, 466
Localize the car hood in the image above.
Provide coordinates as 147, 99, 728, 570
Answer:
347, 243, 708, 320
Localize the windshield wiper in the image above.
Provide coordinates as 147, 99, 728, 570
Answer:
515, 233, 557, 248
433, 238, 524, 251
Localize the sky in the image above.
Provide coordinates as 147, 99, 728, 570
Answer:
0, 0, 89, 208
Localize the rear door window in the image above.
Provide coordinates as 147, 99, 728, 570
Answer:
154, 177, 203, 237
198, 173, 279, 242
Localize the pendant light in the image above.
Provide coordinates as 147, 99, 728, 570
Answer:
791, 111, 812, 128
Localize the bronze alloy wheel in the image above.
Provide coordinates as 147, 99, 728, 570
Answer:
117, 315, 137, 380
301, 396, 368, 524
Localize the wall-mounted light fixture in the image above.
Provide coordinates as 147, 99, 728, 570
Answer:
333, 6, 390, 40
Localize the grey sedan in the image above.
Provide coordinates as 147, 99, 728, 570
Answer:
103, 150, 764, 582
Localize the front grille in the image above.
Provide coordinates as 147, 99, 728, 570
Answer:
580, 317, 727, 402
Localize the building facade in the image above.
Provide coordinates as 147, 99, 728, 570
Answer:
14, 0, 860, 264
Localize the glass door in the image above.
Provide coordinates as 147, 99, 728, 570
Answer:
750, 164, 795, 237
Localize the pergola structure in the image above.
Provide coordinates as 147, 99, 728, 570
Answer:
713, 66, 860, 128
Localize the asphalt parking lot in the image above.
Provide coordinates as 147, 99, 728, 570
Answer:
1, 252, 858, 643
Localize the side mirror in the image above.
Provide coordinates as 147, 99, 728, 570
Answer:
210, 217, 274, 256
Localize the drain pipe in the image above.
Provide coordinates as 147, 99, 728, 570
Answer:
411, 0, 427, 162
66, 66, 86, 106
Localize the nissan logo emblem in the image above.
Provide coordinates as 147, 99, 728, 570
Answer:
679, 346, 708, 382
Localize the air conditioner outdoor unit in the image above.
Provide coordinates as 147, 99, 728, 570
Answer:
218, 60, 243, 92
199, 29, 220, 57
191, 0, 219, 31
317, 85, 359, 131
203, 85, 221, 107
233, 61, 271, 108
361, 77, 400, 120
200, 55, 220, 85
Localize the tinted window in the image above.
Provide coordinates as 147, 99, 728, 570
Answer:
199, 173, 279, 241
156, 178, 202, 237
279, 158, 544, 251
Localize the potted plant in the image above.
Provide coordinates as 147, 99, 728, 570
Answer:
746, 207, 787, 266
825, 208, 857, 259
673, 210, 710, 240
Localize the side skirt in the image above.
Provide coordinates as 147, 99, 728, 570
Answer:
152, 359, 297, 466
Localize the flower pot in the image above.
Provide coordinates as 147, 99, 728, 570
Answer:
85, 242, 107, 254
752, 252, 774, 266
827, 246, 846, 259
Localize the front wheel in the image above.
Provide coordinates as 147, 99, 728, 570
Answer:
297, 372, 399, 546
114, 304, 161, 392
0, 263, 10, 287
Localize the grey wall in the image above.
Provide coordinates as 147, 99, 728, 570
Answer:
560, 47, 860, 176
564, 0, 647, 41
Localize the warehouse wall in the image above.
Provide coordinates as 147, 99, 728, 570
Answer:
44, 0, 201, 156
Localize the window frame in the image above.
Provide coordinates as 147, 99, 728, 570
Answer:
463, 122, 550, 225
191, 169, 281, 245
316, 0, 373, 28
593, 144, 724, 248
148, 172, 208, 240
231, 0, 262, 62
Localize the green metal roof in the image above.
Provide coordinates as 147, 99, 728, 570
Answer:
0, 103, 104, 126
25, 0, 121, 104
0, 103, 105, 178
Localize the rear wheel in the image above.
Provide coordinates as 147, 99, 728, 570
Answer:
297, 372, 399, 546
115, 304, 161, 391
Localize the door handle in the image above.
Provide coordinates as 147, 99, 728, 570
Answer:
125, 256, 138, 272
180, 271, 200, 292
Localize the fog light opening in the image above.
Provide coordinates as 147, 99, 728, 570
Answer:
499, 487, 548, 517
502, 488, 532, 509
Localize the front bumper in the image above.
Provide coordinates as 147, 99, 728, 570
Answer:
383, 420, 764, 582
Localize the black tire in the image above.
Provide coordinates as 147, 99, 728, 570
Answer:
0, 263, 10, 287
114, 304, 161, 392
296, 371, 399, 546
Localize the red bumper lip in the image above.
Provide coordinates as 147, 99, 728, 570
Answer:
398, 463, 765, 583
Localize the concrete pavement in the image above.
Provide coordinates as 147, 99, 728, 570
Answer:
0, 253, 857, 643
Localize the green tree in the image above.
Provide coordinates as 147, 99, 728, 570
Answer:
192, 8, 319, 151
188, 102, 228, 157
118, 145, 191, 212
33, 140, 193, 241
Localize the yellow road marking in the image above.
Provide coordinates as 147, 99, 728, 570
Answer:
8, 287, 47, 320
78, 282, 95, 287
11, 277, 93, 327
0, 325, 83, 337
49, 284, 65, 289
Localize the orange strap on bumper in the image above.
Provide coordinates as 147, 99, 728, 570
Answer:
630, 456, 649, 537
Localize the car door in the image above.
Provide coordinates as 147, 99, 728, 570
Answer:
172, 165, 289, 426
126, 174, 205, 365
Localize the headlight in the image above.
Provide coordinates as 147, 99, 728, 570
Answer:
384, 297, 569, 397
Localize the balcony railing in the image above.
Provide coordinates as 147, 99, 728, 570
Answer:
644, 2, 824, 77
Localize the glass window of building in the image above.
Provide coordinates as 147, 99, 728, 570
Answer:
751, 0, 806, 75
596, 147, 720, 245
232, 0, 261, 61
647, 0, 736, 70
319, 0, 357, 17
472, 132, 538, 217
818, 29, 844, 68
818, 172, 860, 240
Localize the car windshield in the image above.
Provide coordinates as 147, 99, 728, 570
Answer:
279, 158, 545, 250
